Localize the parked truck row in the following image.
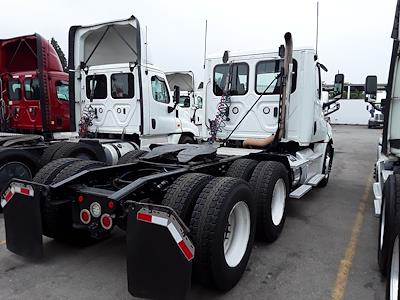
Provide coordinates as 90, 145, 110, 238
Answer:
0, 14, 346, 299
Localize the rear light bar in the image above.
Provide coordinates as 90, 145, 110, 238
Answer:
136, 210, 194, 261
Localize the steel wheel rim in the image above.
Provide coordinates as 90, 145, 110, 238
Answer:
380, 199, 386, 249
271, 179, 286, 226
0, 161, 32, 187
223, 201, 251, 268
390, 236, 399, 300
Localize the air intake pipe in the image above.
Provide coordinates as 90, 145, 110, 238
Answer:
243, 32, 293, 148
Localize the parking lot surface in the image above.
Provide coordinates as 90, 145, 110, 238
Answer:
0, 125, 385, 300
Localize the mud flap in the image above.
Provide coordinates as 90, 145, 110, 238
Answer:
1, 181, 43, 258
126, 203, 194, 300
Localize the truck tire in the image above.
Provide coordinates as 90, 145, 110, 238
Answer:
249, 161, 289, 242
387, 234, 400, 300
190, 177, 256, 290
117, 150, 148, 164
162, 173, 213, 224
226, 159, 258, 181
39, 142, 69, 166
52, 142, 101, 162
378, 174, 400, 275
319, 143, 334, 187
179, 134, 195, 144
0, 149, 39, 212
33, 158, 81, 184
40, 159, 106, 241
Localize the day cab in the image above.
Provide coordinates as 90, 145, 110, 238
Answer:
0, 34, 69, 134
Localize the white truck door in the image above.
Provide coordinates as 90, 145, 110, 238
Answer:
147, 72, 179, 136
208, 60, 283, 140
85, 69, 141, 135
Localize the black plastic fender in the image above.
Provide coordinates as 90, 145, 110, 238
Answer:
126, 203, 194, 300
1, 179, 44, 258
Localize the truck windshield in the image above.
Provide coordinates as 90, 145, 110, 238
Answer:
8, 79, 21, 100
24, 78, 40, 100
86, 75, 107, 99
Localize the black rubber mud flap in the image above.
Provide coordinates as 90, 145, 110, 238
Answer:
126, 203, 194, 300
1, 180, 43, 258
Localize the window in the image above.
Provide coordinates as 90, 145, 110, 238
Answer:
111, 73, 134, 99
316, 65, 322, 99
255, 59, 298, 95
24, 78, 40, 100
151, 76, 170, 104
8, 79, 21, 100
86, 75, 107, 99
213, 63, 249, 96
56, 80, 69, 101
179, 95, 191, 108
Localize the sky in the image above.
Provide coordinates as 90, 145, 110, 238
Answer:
0, 0, 397, 85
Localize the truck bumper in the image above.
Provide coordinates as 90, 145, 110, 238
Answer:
1, 180, 44, 258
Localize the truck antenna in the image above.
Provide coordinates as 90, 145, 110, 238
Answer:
316, 2, 319, 56
203, 20, 208, 69
145, 26, 148, 75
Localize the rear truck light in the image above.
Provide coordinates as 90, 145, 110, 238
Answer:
80, 209, 91, 224
127, 205, 193, 299
77, 195, 84, 204
107, 200, 115, 209
100, 214, 112, 230
90, 202, 102, 218
1, 182, 34, 208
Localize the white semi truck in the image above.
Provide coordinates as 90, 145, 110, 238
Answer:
366, 1, 400, 298
1, 27, 344, 299
0, 16, 199, 201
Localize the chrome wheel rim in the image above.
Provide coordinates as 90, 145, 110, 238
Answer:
0, 161, 32, 187
224, 201, 251, 268
271, 179, 286, 226
390, 236, 399, 300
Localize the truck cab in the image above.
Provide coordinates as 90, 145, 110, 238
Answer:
202, 49, 333, 146
69, 17, 199, 146
166, 71, 204, 128
0, 34, 70, 134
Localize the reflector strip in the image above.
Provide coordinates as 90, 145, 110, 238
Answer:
137, 212, 152, 223
5, 191, 13, 202
136, 209, 194, 261
178, 240, 194, 261
20, 188, 30, 195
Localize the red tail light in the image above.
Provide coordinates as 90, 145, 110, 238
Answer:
100, 214, 112, 230
78, 195, 84, 204
80, 209, 91, 224
107, 201, 115, 209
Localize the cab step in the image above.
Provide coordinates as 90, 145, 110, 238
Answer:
307, 174, 326, 186
290, 184, 312, 199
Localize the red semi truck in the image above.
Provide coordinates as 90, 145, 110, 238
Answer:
0, 34, 70, 135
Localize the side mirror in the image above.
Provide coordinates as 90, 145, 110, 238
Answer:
173, 85, 180, 104
365, 75, 377, 102
168, 85, 180, 113
333, 74, 345, 99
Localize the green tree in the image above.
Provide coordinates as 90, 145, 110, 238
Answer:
51, 38, 68, 72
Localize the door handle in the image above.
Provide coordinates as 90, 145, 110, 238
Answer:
152, 119, 156, 129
